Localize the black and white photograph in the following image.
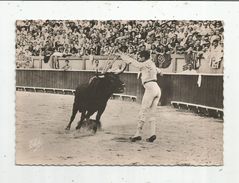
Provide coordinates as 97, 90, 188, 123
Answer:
15, 19, 224, 165
2, 1, 239, 182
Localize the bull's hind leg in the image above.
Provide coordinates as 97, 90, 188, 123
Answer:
65, 102, 78, 130
95, 105, 107, 132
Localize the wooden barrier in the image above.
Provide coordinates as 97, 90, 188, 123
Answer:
16, 69, 140, 97
16, 69, 223, 109
158, 73, 223, 108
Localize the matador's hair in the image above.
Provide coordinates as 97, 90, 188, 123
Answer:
139, 50, 150, 60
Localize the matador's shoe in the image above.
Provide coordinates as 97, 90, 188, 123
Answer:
129, 136, 142, 142
146, 135, 156, 142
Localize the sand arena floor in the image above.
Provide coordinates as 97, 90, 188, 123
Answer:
16, 92, 223, 165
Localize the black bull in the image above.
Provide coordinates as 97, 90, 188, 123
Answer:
65, 72, 126, 132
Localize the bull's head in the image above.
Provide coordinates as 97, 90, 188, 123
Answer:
104, 72, 125, 93
95, 60, 127, 94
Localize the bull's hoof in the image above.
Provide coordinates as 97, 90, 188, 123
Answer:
93, 126, 97, 134
75, 125, 81, 130
129, 136, 142, 142
95, 121, 102, 131
65, 126, 70, 130
96, 125, 102, 131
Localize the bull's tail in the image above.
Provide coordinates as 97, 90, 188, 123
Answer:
71, 102, 78, 119
74, 86, 81, 102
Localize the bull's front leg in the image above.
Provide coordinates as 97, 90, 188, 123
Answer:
75, 110, 86, 130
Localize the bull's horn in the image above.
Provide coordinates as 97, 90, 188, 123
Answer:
102, 56, 117, 74
114, 62, 127, 75
98, 75, 105, 78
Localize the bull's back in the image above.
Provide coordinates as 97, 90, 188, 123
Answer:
74, 83, 109, 112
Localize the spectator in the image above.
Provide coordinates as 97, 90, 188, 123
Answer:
61, 59, 72, 71
42, 42, 54, 63
181, 64, 197, 74
16, 20, 224, 71
208, 39, 223, 69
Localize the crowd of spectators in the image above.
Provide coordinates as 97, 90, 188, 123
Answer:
16, 20, 224, 69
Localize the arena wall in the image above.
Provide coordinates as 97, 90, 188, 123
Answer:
16, 69, 223, 109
